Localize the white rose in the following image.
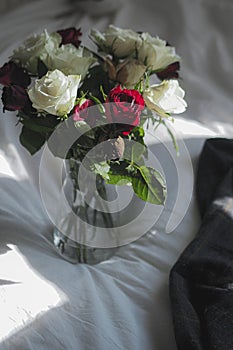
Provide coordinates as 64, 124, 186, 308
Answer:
11, 30, 60, 74
28, 69, 81, 117
143, 80, 187, 117
90, 25, 142, 58
41, 44, 96, 79
137, 33, 180, 71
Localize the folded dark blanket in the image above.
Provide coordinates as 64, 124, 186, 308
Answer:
169, 138, 233, 350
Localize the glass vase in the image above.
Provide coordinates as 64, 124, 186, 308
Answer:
52, 158, 118, 264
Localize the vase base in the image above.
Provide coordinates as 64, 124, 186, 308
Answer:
52, 228, 116, 264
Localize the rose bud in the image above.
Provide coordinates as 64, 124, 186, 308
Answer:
0, 61, 31, 87
105, 58, 117, 81
105, 85, 145, 135
57, 27, 82, 48
116, 59, 146, 88
2, 85, 31, 111
105, 136, 125, 160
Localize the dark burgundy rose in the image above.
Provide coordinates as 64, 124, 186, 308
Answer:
0, 61, 31, 87
156, 62, 180, 80
57, 27, 82, 49
2, 85, 31, 112
105, 85, 145, 135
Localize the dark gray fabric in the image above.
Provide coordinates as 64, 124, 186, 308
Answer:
170, 138, 233, 350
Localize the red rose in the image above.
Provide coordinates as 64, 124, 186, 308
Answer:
0, 61, 31, 87
72, 99, 101, 128
157, 62, 180, 80
105, 85, 144, 135
57, 27, 82, 49
2, 85, 31, 112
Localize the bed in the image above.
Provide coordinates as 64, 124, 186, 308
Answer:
0, 0, 232, 349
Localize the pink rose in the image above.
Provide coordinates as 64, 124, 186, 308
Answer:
72, 99, 101, 128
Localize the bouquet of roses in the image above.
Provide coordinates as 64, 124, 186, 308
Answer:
0, 25, 187, 205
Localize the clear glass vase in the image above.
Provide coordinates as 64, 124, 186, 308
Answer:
52, 158, 118, 264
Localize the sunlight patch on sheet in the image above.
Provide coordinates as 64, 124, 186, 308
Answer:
0, 143, 30, 181
0, 245, 67, 342
145, 117, 216, 146
0, 155, 16, 178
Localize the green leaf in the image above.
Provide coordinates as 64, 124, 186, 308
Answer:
132, 166, 166, 205
93, 162, 110, 180
19, 126, 46, 155
20, 117, 57, 133
18, 111, 60, 134
131, 126, 145, 138
106, 173, 132, 186
106, 161, 133, 185
123, 142, 146, 165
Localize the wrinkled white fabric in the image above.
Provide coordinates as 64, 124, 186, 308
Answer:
0, 1, 232, 349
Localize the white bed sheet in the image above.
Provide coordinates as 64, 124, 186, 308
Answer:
0, 1, 232, 349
